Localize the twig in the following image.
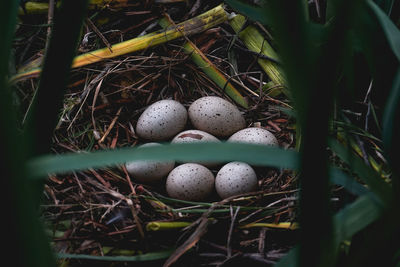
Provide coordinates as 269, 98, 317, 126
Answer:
99, 106, 122, 144
227, 206, 241, 257
91, 78, 103, 132
258, 228, 267, 255
242, 253, 276, 264
163, 217, 210, 267
363, 80, 373, 131
86, 18, 112, 53
121, 164, 136, 195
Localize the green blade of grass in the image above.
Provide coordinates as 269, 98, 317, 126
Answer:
26, 142, 299, 178
224, 0, 269, 25
381, 68, 400, 190
367, 0, 400, 194
372, 0, 395, 15
328, 138, 392, 205
24, 0, 89, 156
27, 141, 369, 198
367, 0, 400, 61
19, 0, 129, 15
333, 194, 383, 243
0, 0, 56, 266
276, 194, 384, 267
57, 249, 174, 262
329, 167, 370, 197
22, 0, 89, 209
262, 0, 336, 265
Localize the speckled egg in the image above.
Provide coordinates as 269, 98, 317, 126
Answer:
125, 143, 175, 183
228, 127, 278, 146
166, 163, 215, 201
188, 96, 246, 137
136, 99, 187, 141
171, 130, 221, 168
215, 162, 258, 199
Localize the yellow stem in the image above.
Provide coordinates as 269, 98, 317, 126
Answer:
240, 222, 299, 230
11, 4, 228, 83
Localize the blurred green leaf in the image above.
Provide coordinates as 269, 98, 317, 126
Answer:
224, 0, 269, 25
276, 194, 384, 267
333, 194, 383, 243
58, 249, 174, 261
24, 0, 89, 156
367, 0, 400, 181
275, 247, 298, 267
367, 0, 400, 61
381, 68, 400, 167
329, 167, 369, 196
328, 138, 392, 205
262, 0, 337, 265
373, 0, 395, 15
27, 142, 299, 178
0, 1, 56, 266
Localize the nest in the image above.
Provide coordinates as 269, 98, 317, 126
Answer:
13, 1, 306, 266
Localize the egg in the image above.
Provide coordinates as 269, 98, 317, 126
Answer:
136, 99, 187, 141
125, 143, 175, 183
215, 162, 258, 199
227, 127, 278, 146
188, 96, 246, 137
166, 163, 215, 201
171, 130, 221, 168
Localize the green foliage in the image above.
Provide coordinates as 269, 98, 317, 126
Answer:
57, 249, 174, 262
225, 0, 400, 266
27, 142, 299, 178
1, 0, 89, 266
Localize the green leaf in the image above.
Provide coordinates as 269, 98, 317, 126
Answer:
0, 1, 57, 266
276, 194, 384, 266
328, 138, 392, 205
24, 0, 89, 156
367, 0, 400, 62
1, 2, 61, 267
373, 0, 395, 15
381, 68, 400, 165
27, 142, 299, 178
329, 167, 369, 196
382, 68, 400, 184
224, 0, 269, 25
274, 247, 298, 267
368, 0, 400, 180
333, 194, 383, 243
57, 249, 174, 261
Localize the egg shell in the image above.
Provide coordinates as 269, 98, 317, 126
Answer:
171, 129, 220, 143
215, 162, 258, 199
228, 127, 278, 146
188, 96, 246, 137
136, 99, 187, 141
171, 130, 221, 168
166, 163, 215, 201
125, 143, 175, 183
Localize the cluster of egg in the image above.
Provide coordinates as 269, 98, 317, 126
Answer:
126, 96, 278, 201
